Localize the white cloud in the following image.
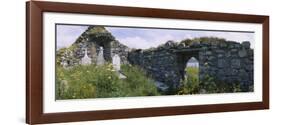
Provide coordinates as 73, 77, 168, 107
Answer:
117, 34, 186, 49
56, 25, 88, 49
57, 25, 255, 50
119, 36, 152, 49
111, 26, 255, 49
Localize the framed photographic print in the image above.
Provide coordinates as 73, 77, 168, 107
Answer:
26, 1, 269, 124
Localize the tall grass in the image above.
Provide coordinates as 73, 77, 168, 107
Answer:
120, 65, 159, 97
178, 67, 199, 95
56, 63, 159, 100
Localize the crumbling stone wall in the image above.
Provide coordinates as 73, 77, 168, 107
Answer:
128, 40, 254, 91
128, 45, 181, 89
57, 26, 129, 66
199, 41, 253, 91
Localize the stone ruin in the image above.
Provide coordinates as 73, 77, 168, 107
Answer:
128, 38, 254, 91
57, 26, 254, 92
57, 26, 130, 66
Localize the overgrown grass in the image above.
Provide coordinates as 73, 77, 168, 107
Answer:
121, 65, 159, 97
56, 63, 249, 100
56, 63, 159, 100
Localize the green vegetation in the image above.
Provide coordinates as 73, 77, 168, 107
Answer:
56, 63, 159, 100
177, 67, 199, 95
56, 63, 249, 100
198, 75, 243, 93
120, 65, 159, 96
56, 45, 79, 65
180, 37, 226, 46
204, 75, 254, 93
88, 26, 108, 34
178, 67, 245, 95
56, 61, 249, 100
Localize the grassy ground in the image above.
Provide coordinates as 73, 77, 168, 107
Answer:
56, 64, 249, 100
56, 63, 159, 100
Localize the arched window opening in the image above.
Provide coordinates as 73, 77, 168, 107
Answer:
179, 57, 199, 94
185, 57, 199, 79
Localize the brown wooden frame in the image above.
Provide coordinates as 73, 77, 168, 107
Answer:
26, 1, 269, 124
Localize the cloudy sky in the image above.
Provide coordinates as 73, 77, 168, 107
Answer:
56, 24, 254, 49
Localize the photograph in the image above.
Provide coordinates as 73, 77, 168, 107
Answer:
55, 24, 254, 100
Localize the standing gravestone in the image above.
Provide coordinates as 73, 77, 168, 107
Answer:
81, 48, 91, 65
112, 54, 126, 79
97, 47, 105, 65
113, 54, 121, 71
61, 56, 68, 68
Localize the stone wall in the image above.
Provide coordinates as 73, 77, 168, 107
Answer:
199, 41, 253, 91
128, 40, 254, 91
128, 45, 181, 89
